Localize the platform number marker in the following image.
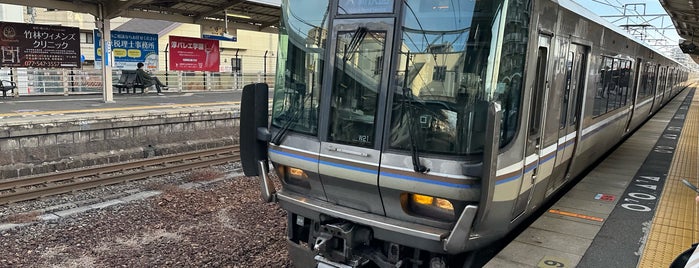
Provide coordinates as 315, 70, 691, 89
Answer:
538, 256, 570, 267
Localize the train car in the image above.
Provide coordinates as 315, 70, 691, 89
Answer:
240, 0, 690, 267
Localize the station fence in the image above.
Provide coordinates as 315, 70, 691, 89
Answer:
0, 55, 276, 96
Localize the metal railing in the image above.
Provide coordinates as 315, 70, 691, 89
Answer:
0, 53, 277, 96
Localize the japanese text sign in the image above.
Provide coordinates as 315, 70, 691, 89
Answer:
94, 30, 159, 70
169, 36, 220, 72
0, 22, 80, 68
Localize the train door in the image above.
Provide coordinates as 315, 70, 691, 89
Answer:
625, 59, 642, 132
512, 34, 552, 218
551, 43, 587, 191
318, 18, 394, 215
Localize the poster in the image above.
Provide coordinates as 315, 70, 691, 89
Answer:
0, 22, 81, 68
94, 30, 159, 71
169, 35, 220, 72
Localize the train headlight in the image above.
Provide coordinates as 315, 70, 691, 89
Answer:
403, 193, 455, 221
276, 165, 310, 188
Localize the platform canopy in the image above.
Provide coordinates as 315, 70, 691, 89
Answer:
2, 0, 281, 33
660, 0, 699, 63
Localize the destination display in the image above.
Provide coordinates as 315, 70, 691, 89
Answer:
0, 22, 81, 68
338, 0, 393, 14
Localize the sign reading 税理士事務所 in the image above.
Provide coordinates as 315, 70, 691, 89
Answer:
94, 30, 159, 71
0, 22, 81, 68
168, 35, 220, 72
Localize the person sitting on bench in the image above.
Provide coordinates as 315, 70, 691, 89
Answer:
135, 62, 168, 95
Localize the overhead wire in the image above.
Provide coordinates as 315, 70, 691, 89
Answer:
579, 0, 678, 51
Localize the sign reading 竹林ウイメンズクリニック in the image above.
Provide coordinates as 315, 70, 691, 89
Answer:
0, 22, 81, 68
94, 30, 159, 71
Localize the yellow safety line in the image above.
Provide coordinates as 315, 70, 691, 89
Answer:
638, 89, 699, 268
548, 209, 605, 222
0, 101, 240, 118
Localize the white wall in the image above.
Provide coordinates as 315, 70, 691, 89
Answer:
0, 4, 24, 22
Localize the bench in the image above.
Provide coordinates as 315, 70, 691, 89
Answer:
114, 70, 137, 94
0, 80, 16, 98
113, 70, 147, 94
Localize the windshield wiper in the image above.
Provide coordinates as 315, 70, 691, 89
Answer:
343, 27, 367, 62
402, 86, 429, 173
271, 92, 312, 145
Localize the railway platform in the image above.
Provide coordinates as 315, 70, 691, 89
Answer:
486, 86, 699, 267
0, 91, 242, 122
0, 91, 247, 181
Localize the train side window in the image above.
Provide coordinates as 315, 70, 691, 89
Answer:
593, 57, 613, 116
650, 65, 657, 97
560, 51, 574, 129
638, 64, 650, 98
529, 46, 547, 136
570, 50, 586, 127
620, 60, 631, 106
605, 58, 620, 113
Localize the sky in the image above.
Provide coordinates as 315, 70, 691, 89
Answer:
570, 0, 681, 53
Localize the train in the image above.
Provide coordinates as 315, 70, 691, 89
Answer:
240, 0, 691, 267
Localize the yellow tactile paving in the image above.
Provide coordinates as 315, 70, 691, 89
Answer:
638, 88, 699, 268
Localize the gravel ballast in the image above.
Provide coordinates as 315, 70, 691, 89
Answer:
0, 167, 291, 267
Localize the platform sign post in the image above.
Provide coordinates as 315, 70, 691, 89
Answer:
100, 18, 113, 103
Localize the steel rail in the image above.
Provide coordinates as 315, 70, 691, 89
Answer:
0, 146, 238, 191
0, 146, 240, 205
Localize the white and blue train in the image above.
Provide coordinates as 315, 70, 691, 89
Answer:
240, 0, 691, 267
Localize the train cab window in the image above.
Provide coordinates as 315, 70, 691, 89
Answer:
327, 29, 386, 147
270, 0, 330, 136
389, 0, 531, 155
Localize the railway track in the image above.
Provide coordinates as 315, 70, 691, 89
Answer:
0, 145, 240, 205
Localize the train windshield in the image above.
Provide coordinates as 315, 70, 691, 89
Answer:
389, 0, 528, 156
270, 0, 329, 135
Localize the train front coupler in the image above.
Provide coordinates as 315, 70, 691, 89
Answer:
312, 221, 401, 268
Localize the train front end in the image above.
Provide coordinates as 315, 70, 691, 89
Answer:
240, 0, 532, 267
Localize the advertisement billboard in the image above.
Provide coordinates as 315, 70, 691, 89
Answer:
169, 35, 220, 72
94, 30, 159, 71
0, 22, 81, 68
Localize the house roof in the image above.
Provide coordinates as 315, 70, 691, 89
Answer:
114, 18, 180, 36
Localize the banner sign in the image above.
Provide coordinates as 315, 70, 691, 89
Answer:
0, 22, 81, 68
94, 30, 159, 70
202, 34, 237, 42
169, 35, 220, 72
